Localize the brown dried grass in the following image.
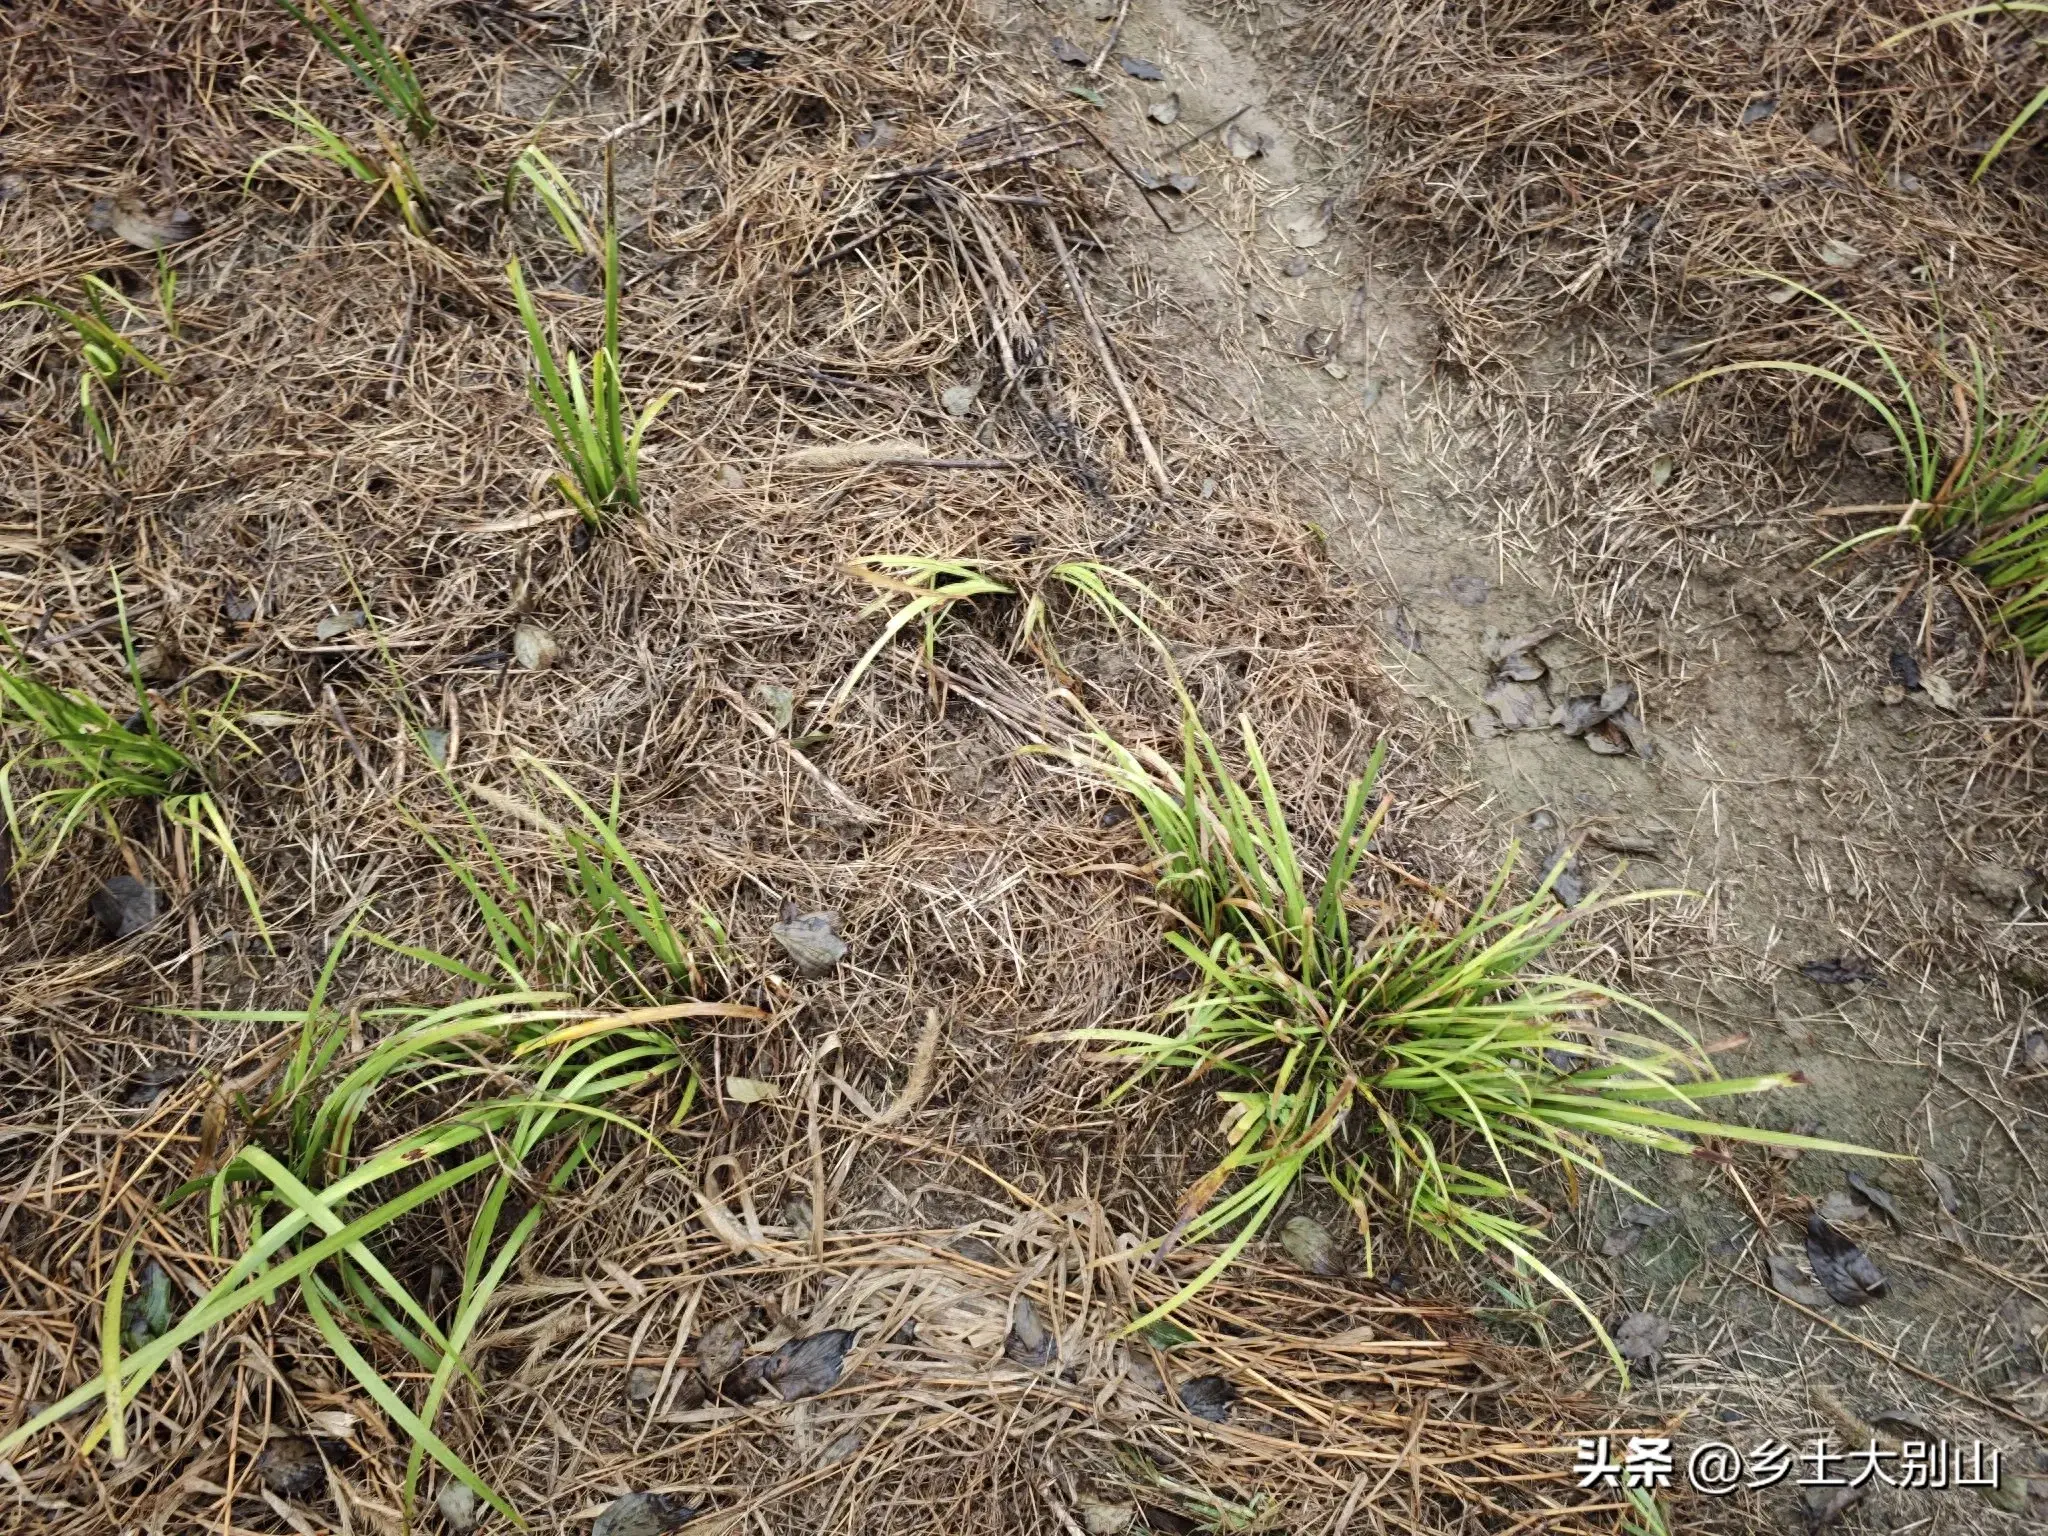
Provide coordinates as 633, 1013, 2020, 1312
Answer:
0, 2, 1638, 1532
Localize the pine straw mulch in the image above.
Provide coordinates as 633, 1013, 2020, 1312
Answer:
0, 2, 1639, 1532
1304, 0, 2048, 911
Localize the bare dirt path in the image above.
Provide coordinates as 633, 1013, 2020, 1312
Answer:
993, 0, 2048, 1524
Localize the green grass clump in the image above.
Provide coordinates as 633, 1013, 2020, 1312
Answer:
508, 160, 675, 525
246, 101, 431, 235
277, 0, 434, 140
0, 769, 753, 1522
1675, 277, 2048, 655
1061, 709, 1883, 1365
507, 146, 598, 256
820, 554, 1159, 720
1886, 5, 2048, 181
0, 619, 259, 929
1, 279, 169, 463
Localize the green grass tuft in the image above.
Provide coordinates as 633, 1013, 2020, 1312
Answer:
1673, 276, 2048, 655
1, 279, 170, 463
508, 157, 675, 526
276, 0, 435, 141
1059, 708, 1891, 1371
0, 606, 261, 933
0, 770, 752, 1522
246, 100, 431, 235
507, 146, 599, 256
818, 554, 1162, 723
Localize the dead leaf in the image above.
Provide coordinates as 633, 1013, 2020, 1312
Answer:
1602, 1223, 1645, 1258
1004, 1295, 1056, 1366
1802, 1482, 1866, 1531
1120, 56, 1166, 82
1279, 1214, 1343, 1275
1223, 121, 1271, 160
1870, 1404, 1939, 1438
592, 1492, 699, 1536
315, 608, 366, 640
817, 1428, 864, 1467
626, 1366, 664, 1405
1589, 825, 1664, 856
1554, 694, 1610, 737
1799, 957, 1879, 987
1768, 1252, 1832, 1308
948, 1233, 1004, 1267
772, 908, 847, 975
89, 195, 200, 250
1649, 452, 1677, 489
1481, 679, 1551, 731
748, 681, 795, 731
1080, 1498, 1137, 1536
256, 1437, 326, 1498
1918, 670, 1959, 711
1050, 36, 1090, 66
438, 1481, 480, 1533
724, 1076, 778, 1104
1845, 1171, 1903, 1229
1741, 95, 1777, 126
1818, 237, 1865, 269
1148, 94, 1181, 126
512, 622, 560, 671
1611, 709, 1654, 759
1817, 1189, 1871, 1226
1282, 197, 1334, 249
1383, 605, 1422, 653
766, 1327, 857, 1399
1483, 625, 1555, 663
90, 875, 158, 941
1130, 166, 1196, 194
693, 1315, 750, 1380
1446, 573, 1489, 606
1921, 1161, 1961, 1215
1614, 1311, 1670, 1367
1805, 1214, 1888, 1306
1177, 1374, 1235, 1422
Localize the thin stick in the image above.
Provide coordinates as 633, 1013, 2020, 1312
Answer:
716, 686, 885, 824
1088, 0, 1132, 77
869, 1009, 946, 1127
322, 683, 373, 776
1072, 123, 1177, 233
793, 213, 913, 278
866, 138, 1083, 184
1171, 104, 1251, 158
1039, 213, 1172, 498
